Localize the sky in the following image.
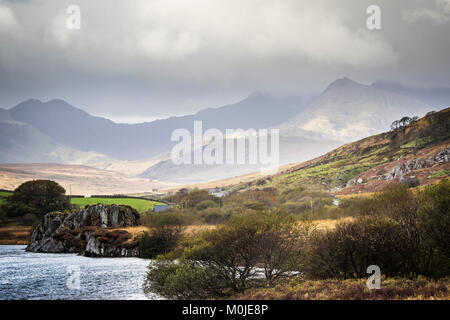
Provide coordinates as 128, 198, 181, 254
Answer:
0, 0, 449, 123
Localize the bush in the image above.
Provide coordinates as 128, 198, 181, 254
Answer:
0, 207, 6, 227
143, 212, 313, 299
138, 211, 186, 258
281, 202, 306, 215
305, 180, 450, 280
3, 180, 70, 219
144, 259, 233, 299
21, 213, 39, 226
180, 190, 220, 209
222, 190, 279, 214
200, 207, 229, 225
195, 200, 219, 211
417, 179, 450, 277
403, 177, 420, 188
305, 216, 409, 279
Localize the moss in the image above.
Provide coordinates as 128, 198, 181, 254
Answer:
430, 169, 450, 178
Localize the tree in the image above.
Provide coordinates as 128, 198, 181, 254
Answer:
138, 211, 186, 258
3, 180, 71, 219
143, 212, 313, 299
180, 189, 220, 208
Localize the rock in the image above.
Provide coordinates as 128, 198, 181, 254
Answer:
346, 179, 355, 187
356, 178, 363, 184
433, 148, 450, 163
26, 204, 141, 257
385, 163, 405, 181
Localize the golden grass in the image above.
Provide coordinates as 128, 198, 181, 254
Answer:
0, 225, 33, 245
234, 277, 450, 300
0, 217, 353, 245
313, 217, 355, 230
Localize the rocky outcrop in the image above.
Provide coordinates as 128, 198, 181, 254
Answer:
384, 147, 449, 182
26, 204, 141, 257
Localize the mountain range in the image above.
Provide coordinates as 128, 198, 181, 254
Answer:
1, 77, 447, 185
279, 78, 433, 142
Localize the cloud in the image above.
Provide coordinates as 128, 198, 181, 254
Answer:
0, 0, 448, 120
0, 3, 19, 32
402, 0, 450, 24
1, 0, 397, 72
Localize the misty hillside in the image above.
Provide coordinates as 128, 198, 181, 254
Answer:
7, 94, 308, 161
237, 107, 450, 194
2, 77, 448, 184
0, 110, 113, 164
280, 78, 433, 142
372, 81, 450, 108
140, 135, 341, 183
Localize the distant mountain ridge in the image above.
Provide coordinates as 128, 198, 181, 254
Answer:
231, 107, 450, 194
1, 77, 448, 185
0, 108, 113, 164
7, 93, 308, 161
372, 81, 450, 108
279, 77, 433, 142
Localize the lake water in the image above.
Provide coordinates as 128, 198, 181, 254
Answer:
0, 245, 161, 300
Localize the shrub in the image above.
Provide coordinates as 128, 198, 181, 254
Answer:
403, 177, 420, 188
138, 211, 186, 258
200, 207, 229, 225
180, 190, 220, 209
222, 190, 279, 214
281, 202, 306, 215
417, 179, 450, 277
144, 259, 232, 299
143, 212, 313, 299
0, 207, 6, 227
305, 216, 409, 279
21, 213, 39, 226
195, 200, 219, 211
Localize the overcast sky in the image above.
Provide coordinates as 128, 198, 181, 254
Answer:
0, 0, 449, 122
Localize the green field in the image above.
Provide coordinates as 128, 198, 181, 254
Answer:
0, 191, 12, 198
70, 197, 166, 213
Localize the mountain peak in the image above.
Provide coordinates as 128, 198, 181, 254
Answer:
326, 77, 362, 89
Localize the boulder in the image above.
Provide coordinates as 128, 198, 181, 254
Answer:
26, 204, 141, 257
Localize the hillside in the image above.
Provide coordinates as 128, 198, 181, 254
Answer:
230, 107, 450, 194
0, 163, 175, 196
279, 78, 432, 142
141, 135, 340, 183
7, 94, 307, 161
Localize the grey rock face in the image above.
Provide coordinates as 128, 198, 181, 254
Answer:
384, 147, 449, 182
432, 148, 449, 163
26, 204, 141, 257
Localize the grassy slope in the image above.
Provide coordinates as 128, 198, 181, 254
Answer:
70, 197, 166, 213
0, 190, 166, 212
235, 278, 450, 300
237, 108, 450, 193
0, 191, 12, 197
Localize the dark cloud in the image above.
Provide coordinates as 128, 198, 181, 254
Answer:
0, 0, 449, 122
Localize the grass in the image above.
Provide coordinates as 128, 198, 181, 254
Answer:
235, 277, 450, 300
0, 225, 33, 245
400, 136, 433, 149
0, 191, 12, 198
429, 169, 450, 179
70, 197, 166, 213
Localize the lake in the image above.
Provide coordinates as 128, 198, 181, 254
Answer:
0, 245, 161, 300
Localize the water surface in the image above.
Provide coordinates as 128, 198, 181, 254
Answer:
0, 245, 160, 300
